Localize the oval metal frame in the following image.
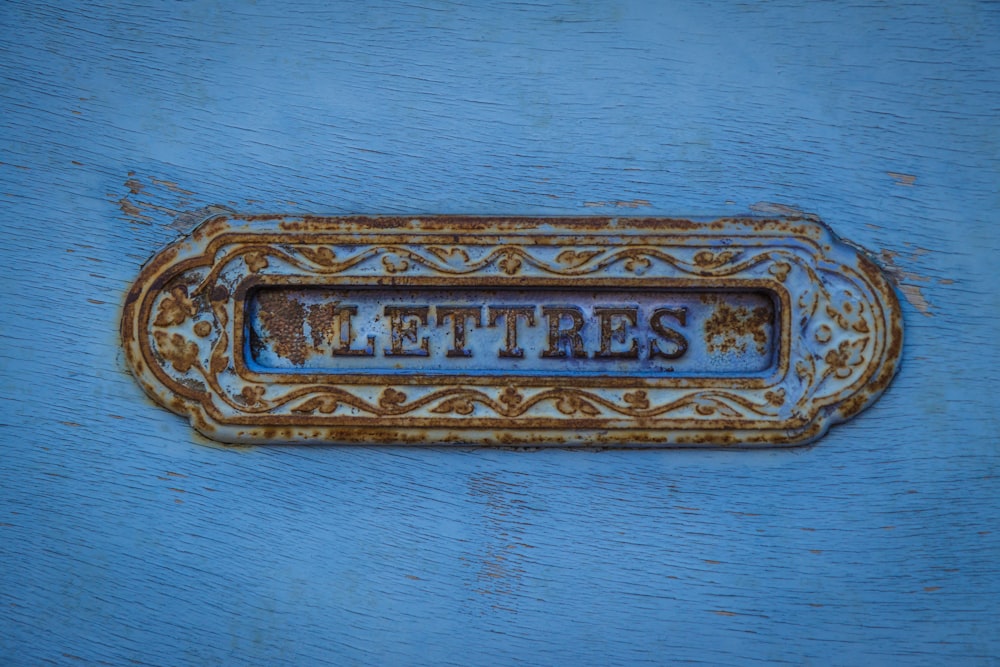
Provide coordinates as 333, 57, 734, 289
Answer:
121, 213, 903, 447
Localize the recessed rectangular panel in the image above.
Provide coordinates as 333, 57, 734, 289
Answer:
246, 287, 777, 377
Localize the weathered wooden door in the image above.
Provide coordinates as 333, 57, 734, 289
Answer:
2, 2, 998, 665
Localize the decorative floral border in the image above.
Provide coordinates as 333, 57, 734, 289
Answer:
123, 215, 901, 445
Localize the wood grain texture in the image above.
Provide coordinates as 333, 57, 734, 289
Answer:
1, 1, 998, 665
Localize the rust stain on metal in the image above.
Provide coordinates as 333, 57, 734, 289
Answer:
253, 289, 309, 366
700, 295, 772, 356
121, 213, 903, 447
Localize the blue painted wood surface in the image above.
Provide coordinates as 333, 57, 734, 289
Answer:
1, 1, 998, 664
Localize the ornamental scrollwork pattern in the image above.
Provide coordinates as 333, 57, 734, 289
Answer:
123, 214, 901, 446
146, 245, 876, 422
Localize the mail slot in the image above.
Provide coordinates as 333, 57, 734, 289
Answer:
121, 213, 901, 446
245, 286, 778, 374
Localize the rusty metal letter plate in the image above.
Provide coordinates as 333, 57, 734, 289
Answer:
122, 214, 902, 447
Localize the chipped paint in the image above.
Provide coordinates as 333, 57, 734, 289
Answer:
121, 213, 903, 447
887, 172, 917, 186
749, 201, 818, 219
879, 249, 934, 317
114, 173, 197, 227
583, 199, 652, 208
898, 284, 933, 317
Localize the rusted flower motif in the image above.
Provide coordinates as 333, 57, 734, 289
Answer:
299, 246, 337, 267
244, 251, 269, 273
153, 286, 197, 327
623, 390, 650, 410
693, 249, 736, 269
764, 388, 786, 407
498, 251, 522, 275
824, 339, 868, 379
292, 396, 339, 414
555, 393, 600, 416
153, 331, 199, 373
498, 386, 523, 414
623, 253, 652, 274
382, 255, 409, 274
826, 301, 870, 333
239, 385, 265, 406
431, 396, 476, 415
378, 387, 407, 409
